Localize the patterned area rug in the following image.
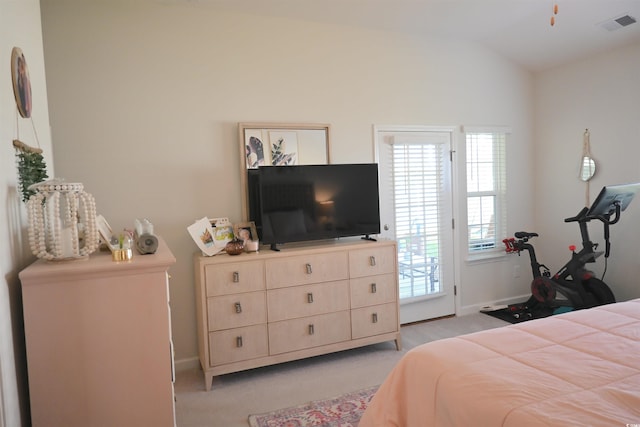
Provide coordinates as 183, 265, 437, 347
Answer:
248, 385, 378, 427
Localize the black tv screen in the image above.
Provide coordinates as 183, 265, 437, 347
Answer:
249, 164, 381, 248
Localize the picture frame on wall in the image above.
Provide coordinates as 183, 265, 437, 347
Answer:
11, 47, 32, 118
233, 221, 258, 242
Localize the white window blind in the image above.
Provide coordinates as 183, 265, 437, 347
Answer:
390, 139, 448, 298
465, 129, 507, 256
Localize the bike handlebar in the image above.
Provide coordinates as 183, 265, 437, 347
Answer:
564, 207, 589, 223
564, 203, 621, 225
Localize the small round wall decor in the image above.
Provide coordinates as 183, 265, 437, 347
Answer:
11, 47, 33, 118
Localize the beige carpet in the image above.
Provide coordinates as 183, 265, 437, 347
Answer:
174, 313, 508, 427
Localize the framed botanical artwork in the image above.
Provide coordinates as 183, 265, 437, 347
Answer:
244, 130, 268, 169
233, 221, 258, 242
238, 122, 331, 220
268, 131, 298, 166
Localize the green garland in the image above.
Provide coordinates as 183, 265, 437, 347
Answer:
16, 151, 48, 202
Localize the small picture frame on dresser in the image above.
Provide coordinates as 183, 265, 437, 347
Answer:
188, 217, 222, 256
97, 214, 115, 250
207, 217, 233, 250
209, 217, 231, 229
233, 221, 258, 242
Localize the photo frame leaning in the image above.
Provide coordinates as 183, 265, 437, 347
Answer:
233, 221, 258, 242
187, 217, 223, 256
96, 214, 114, 248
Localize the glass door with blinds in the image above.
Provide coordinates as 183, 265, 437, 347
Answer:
375, 126, 456, 324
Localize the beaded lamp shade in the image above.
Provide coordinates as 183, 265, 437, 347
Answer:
26, 180, 99, 261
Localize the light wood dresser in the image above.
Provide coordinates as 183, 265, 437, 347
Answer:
19, 238, 176, 427
194, 239, 401, 390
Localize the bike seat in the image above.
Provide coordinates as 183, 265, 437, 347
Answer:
514, 231, 538, 239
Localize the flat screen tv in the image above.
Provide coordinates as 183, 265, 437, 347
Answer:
248, 164, 381, 250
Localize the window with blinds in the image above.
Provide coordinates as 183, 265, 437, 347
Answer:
465, 130, 507, 256
392, 142, 446, 298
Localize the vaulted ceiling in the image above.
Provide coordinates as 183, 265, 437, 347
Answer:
169, 0, 640, 72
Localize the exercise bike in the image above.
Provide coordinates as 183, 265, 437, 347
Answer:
503, 183, 640, 315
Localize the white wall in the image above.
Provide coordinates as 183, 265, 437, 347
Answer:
534, 42, 640, 303
1, 0, 53, 424
39, 1, 534, 368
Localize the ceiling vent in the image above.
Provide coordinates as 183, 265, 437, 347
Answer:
600, 14, 637, 31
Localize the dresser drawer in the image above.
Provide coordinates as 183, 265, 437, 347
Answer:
266, 252, 348, 289
350, 274, 397, 309
207, 291, 266, 331
209, 324, 268, 366
351, 302, 398, 339
267, 280, 349, 322
204, 260, 264, 296
268, 311, 351, 355
349, 245, 396, 278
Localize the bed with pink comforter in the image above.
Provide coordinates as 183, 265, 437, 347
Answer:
360, 299, 640, 426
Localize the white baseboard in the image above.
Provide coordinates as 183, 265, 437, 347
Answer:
174, 356, 200, 372
457, 294, 530, 317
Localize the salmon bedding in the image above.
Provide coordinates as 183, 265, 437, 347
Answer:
360, 299, 640, 426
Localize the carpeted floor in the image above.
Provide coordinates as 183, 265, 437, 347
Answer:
174, 313, 509, 427
248, 385, 378, 427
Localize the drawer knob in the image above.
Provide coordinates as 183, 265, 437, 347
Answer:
371, 283, 377, 293
369, 256, 376, 266
305, 263, 313, 274
236, 336, 243, 348
235, 302, 242, 313
308, 324, 315, 335
233, 271, 240, 282
372, 312, 378, 323
307, 292, 314, 303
